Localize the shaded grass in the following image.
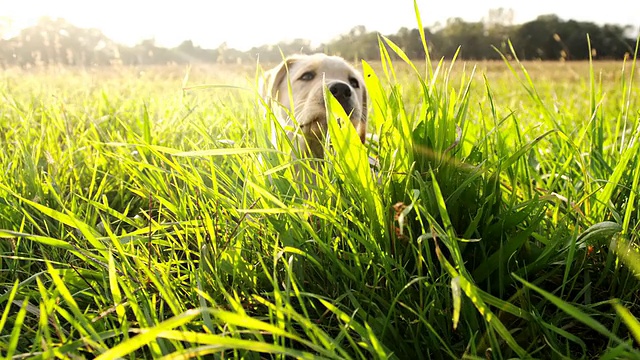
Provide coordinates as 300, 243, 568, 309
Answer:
1, 24, 640, 360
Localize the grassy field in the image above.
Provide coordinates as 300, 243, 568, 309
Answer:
1, 36, 640, 359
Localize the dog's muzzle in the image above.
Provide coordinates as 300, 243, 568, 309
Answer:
328, 81, 355, 116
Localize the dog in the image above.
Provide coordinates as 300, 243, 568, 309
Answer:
260, 53, 368, 158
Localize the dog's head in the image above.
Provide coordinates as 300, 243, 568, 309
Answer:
261, 54, 368, 154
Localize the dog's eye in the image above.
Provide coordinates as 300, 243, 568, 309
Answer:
299, 71, 315, 81
349, 77, 360, 89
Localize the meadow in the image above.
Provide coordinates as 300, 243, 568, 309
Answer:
1, 37, 640, 359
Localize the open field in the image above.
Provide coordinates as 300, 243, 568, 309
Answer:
1, 51, 640, 359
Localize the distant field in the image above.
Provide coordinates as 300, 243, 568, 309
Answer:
1, 56, 639, 359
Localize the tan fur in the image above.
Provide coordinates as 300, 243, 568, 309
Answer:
261, 54, 368, 157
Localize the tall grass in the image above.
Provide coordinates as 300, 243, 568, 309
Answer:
1, 9, 640, 360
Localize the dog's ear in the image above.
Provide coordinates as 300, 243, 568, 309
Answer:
260, 57, 299, 101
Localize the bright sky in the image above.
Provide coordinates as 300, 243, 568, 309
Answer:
3, 0, 640, 50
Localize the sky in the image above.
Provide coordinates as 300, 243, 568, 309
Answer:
2, 0, 639, 51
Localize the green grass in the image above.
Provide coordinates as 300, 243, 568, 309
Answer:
1, 21, 640, 359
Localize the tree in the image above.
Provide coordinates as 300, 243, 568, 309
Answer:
511, 15, 633, 60
0, 14, 635, 67
511, 15, 564, 60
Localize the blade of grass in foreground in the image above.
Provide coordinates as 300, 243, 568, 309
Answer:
47, 261, 108, 352
105, 141, 283, 156
620, 133, 640, 238
318, 299, 391, 359
412, 0, 433, 78
0, 184, 108, 259
94, 309, 203, 360
0, 279, 20, 334
613, 300, 640, 346
149, 331, 328, 359
325, 89, 385, 236
612, 237, 640, 280
436, 246, 527, 358
5, 298, 29, 359
97, 307, 339, 359
429, 172, 527, 357
513, 274, 634, 351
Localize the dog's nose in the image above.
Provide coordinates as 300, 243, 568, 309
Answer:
329, 82, 352, 100
328, 82, 354, 115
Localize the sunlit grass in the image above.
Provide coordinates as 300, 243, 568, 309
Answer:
1, 23, 640, 359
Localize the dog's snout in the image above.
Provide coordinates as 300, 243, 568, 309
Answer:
329, 82, 352, 100
328, 82, 355, 115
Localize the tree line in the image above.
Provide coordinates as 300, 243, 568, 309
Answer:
0, 11, 637, 68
